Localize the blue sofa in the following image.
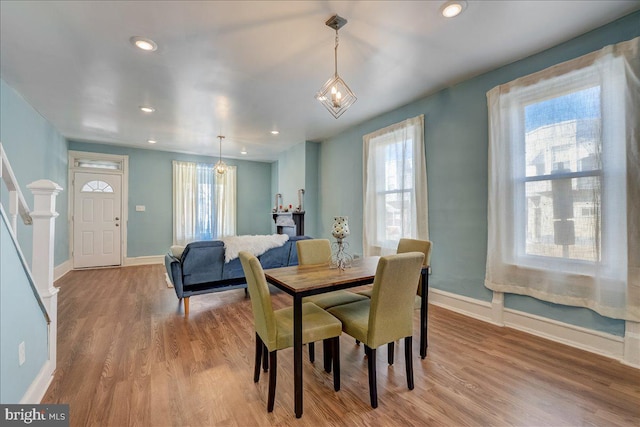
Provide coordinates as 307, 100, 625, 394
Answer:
165, 235, 311, 316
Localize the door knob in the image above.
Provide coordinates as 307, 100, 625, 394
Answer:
115, 217, 120, 220
115, 223, 119, 227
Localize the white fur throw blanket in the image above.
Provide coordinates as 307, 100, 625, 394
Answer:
222, 234, 289, 263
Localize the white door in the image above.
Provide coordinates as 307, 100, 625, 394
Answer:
73, 172, 122, 268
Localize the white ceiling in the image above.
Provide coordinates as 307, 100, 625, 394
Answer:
1, 1, 638, 162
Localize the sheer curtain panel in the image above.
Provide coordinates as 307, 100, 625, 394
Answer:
173, 161, 237, 245
363, 115, 429, 256
485, 38, 639, 321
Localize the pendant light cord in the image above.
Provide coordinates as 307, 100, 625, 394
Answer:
334, 29, 339, 77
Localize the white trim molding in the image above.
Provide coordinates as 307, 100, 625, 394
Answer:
124, 255, 164, 266
624, 321, 640, 368
68, 150, 129, 268
54, 259, 72, 281
20, 360, 54, 404
429, 288, 636, 368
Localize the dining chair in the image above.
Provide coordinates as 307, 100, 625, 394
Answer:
239, 251, 342, 412
356, 238, 432, 363
327, 252, 424, 408
298, 239, 369, 367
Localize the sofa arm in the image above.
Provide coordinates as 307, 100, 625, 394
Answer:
164, 253, 185, 298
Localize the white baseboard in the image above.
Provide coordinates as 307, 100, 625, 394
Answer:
124, 255, 164, 266
20, 360, 55, 404
429, 288, 495, 324
429, 288, 632, 367
53, 259, 72, 281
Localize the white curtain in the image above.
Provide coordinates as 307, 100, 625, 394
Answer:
485, 37, 639, 321
363, 115, 429, 256
215, 165, 236, 237
173, 161, 236, 245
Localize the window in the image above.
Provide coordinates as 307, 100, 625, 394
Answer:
172, 161, 236, 245
81, 180, 114, 193
363, 115, 429, 256
521, 86, 602, 264
485, 37, 639, 321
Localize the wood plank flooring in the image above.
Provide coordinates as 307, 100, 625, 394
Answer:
43, 265, 640, 426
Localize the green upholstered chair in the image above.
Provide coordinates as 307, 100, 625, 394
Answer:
356, 238, 432, 363
298, 239, 369, 366
328, 252, 424, 408
239, 251, 342, 413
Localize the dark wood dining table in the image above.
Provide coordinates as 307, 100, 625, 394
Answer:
264, 256, 429, 418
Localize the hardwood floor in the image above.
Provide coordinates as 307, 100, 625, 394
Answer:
44, 265, 640, 426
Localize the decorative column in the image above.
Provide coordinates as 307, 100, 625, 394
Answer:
27, 179, 62, 366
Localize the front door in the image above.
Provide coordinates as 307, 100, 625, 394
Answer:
73, 172, 122, 268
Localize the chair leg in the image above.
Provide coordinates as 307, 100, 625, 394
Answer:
404, 337, 414, 390
254, 334, 263, 383
262, 343, 269, 372
323, 340, 332, 373
388, 342, 394, 365
365, 346, 378, 408
184, 296, 190, 317
332, 337, 340, 392
309, 342, 315, 363
355, 339, 360, 345
267, 351, 277, 412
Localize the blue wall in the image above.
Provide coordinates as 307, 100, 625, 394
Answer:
318, 12, 640, 336
304, 141, 320, 238
277, 142, 306, 210
68, 141, 273, 256
0, 79, 69, 267
0, 216, 49, 403
275, 141, 320, 237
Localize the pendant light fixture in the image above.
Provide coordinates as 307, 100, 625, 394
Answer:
214, 135, 227, 175
315, 15, 357, 119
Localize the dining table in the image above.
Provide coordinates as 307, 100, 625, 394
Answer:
264, 255, 429, 418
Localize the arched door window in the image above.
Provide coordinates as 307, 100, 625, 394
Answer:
81, 180, 114, 193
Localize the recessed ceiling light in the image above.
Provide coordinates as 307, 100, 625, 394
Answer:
240, 149, 248, 155
130, 36, 157, 51
139, 106, 155, 113
271, 130, 280, 135
441, 1, 467, 18
147, 139, 157, 144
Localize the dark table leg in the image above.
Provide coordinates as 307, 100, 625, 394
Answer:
420, 269, 429, 359
293, 294, 303, 418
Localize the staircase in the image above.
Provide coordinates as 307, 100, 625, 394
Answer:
0, 142, 61, 403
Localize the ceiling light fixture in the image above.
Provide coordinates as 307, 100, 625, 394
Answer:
315, 15, 357, 119
139, 106, 155, 113
240, 149, 248, 155
441, 1, 467, 18
130, 36, 157, 51
147, 139, 157, 144
270, 130, 280, 135
215, 135, 227, 175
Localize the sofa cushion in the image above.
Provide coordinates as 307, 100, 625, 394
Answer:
182, 241, 225, 286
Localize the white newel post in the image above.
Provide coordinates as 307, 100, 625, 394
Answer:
27, 179, 62, 368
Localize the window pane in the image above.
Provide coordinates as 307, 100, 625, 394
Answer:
81, 180, 114, 193
525, 87, 601, 177
525, 177, 600, 262
378, 191, 412, 244
383, 140, 413, 191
